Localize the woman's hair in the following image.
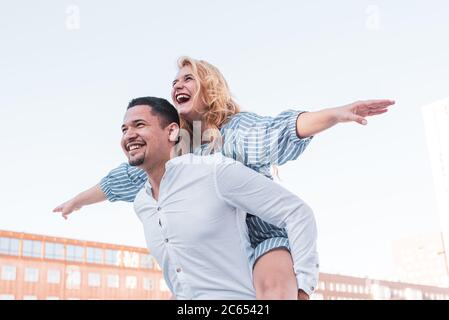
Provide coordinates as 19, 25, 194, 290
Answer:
175, 57, 280, 179
177, 56, 241, 132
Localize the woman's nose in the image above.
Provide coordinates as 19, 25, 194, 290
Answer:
174, 81, 184, 90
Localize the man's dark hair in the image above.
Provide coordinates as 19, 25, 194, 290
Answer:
127, 96, 180, 128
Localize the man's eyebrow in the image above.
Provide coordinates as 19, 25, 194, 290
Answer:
172, 79, 178, 86
132, 119, 147, 124
121, 119, 147, 129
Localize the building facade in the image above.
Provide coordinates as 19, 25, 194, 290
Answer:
2, 229, 449, 300
0, 230, 171, 300
313, 272, 449, 300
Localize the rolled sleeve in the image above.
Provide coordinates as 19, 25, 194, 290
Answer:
99, 163, 147, 203
100, 175, 116, 202
287, 110, 313, 144
223, 110, 314, 167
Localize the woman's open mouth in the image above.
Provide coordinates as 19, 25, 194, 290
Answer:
175, 93, 191, 104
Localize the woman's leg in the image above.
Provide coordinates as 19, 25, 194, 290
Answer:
253, 248, 298, 300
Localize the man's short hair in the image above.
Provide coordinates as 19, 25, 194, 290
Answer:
127, 96, 180, 128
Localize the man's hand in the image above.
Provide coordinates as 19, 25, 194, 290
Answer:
298, 289, 310, 300
334, 99, 395, 125
53, 199, 82, 220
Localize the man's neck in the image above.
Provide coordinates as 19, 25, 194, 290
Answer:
144, 159, 168, 201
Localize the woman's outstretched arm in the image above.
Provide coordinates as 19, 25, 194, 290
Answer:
53, 163, 148, 219
296, 99, 395, 138
53, 183, 106, 220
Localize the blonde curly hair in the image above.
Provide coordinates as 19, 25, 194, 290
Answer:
177, 56, 241, 133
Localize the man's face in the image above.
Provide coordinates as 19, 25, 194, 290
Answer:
121, 105, 168, 167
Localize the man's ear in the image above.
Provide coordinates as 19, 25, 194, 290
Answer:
168, 123, 180, 143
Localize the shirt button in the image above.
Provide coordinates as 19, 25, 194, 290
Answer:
164, 239, 169, 243
157, 207, 161, 211
158, 219, 162, 227
176, 268, 182, 273
311, 286, 315, 291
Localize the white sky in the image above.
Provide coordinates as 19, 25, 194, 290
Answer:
1, 0, 448, 280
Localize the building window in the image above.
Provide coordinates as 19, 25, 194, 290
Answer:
66, 268, 81, 289
122, 251, 139, 268
1, 265, 16, 281
46, 296, 60, 300
107, 275, 119, 288
0, 294, 15, 300
347, 285, 352, 293
0, 237, 19, 256
45, 242, 64, 260
88, 273, 101, 287
329, 283, 334, 291
87, 247, 103, 264
47, 269, 61, 284
143, 277, 155, 291
23, 295, 37, 300
22, 240, 42, 258
319, 281, 325, 291
341, 284, 347, 292
25, 268, 39, 282
66, 245, 84, 262
336, 284, 340, 292
105, 250, 120, 266
126, 276, 137, 289
140, 254, 154, 269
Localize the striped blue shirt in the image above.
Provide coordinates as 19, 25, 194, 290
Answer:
100, 110, 312, 202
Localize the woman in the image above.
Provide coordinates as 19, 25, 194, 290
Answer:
54, 56, 394, 299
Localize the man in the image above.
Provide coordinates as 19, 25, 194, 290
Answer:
61, 96, 319, 299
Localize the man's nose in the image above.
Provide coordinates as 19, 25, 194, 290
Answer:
124, 127, 138, 141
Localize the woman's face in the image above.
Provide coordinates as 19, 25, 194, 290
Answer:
171, 65, 208, 122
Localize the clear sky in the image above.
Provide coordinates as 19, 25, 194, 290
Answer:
1, 0, 448, 280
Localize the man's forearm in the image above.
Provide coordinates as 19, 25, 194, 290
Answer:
296, 108, 339, 138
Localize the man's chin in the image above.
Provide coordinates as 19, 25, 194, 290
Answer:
128, 157, 145, 167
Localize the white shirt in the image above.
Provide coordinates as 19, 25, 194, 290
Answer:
133, 153, 319, 300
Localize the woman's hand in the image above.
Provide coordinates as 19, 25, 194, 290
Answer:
296, 99, 395, 138
333, 99, 395, 125
53, 199, 82, 220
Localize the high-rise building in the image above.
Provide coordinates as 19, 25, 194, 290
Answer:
392, 232, 449, 287
422, 98, 449, 268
